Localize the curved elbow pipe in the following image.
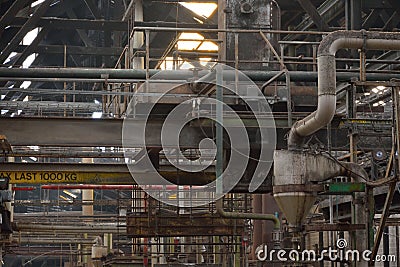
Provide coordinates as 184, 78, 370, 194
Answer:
288, 30, 400, 149
215, 199, 280, 230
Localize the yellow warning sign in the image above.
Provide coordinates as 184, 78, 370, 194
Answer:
0, 171, 133, 184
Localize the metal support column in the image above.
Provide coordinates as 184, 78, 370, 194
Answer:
370, 86, 400, 263
216, 65, 223, 195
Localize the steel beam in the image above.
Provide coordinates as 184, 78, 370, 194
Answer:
0, 0, 33, 36
0, 0, 51, 64
9, 28, 48, 67
14, 44, 124, 56
296, 0, 330, 31
0, 162, 215, 185
66, 8, 94, 47
11, 17, 215, 31
83, 0, 101, 19
305, 223, 365, 232
12, 17, 128, 31
0, 117, 393, 150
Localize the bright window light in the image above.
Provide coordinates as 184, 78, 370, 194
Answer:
92, 112, 103, 118
197, 41, 218, 51
181, 61, 195, 69
177, 32, 203, 50
179, 2, 217, 18
63, 190, 77, 199
21, 81, 32, 89
4, 52, 17, 64
22, 53, 37, 68
372, 86, 386, 94
31, 0, 45, 7
23, 96, 29, 102
22, 28, 40, 46
160, 56, 174, 70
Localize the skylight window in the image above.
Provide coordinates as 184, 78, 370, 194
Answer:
22, 28, 41, 45
31, 0, 45, 7
179, 2, 217, 18
177, 32, 218, 51
177, 32, 204, 50
22, 54, 37, 68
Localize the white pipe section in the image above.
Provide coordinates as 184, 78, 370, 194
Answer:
288, 30, 400, 149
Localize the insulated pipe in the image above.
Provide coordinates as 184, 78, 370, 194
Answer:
288, 30, 400, 149
215, 199, 280, 230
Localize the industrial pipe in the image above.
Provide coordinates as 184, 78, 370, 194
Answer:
41, 185, 137, 190
2, 68, 400, 82
14, 223, 124, 233
215, 199, 280, 230
41, 184, 206, 190
288, 30, 400, 149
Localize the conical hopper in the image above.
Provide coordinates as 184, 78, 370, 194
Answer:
273, 192, 315, 226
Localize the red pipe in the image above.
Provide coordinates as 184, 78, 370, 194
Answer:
41, 185, 207, 190
41, 185, 138, 190
12, 187, 36, 191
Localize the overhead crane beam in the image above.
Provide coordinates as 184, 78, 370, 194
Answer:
0, 162, 215, 185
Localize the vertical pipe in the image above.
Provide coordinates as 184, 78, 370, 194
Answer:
383, 227, 389, 267
145, 30, 150, 81
350, 0, 362, 30
319, 232, 324, 267
312, 45, 317, 72
285, 71, 292, 127
251, 195, 262, 261
234, 33, 239, 104
217, 0, 226, 62
82, 158, 93, 267
345, 0, 351, 30
216, 65, 223, 194
6, 157, 14, 224
132, 0, 144, 69
63, 44, 67, 117
395, 86, 400, 179
72, 82, 76, 117
396, 227, 400, 267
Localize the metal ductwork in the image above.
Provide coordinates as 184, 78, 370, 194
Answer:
288, 30, 400, 149
274, 30, 400, 229
273, 150, 368, 226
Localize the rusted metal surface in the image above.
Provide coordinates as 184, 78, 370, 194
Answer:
305, 223, 365, 232
126, 213, 244, 237
273, 184, 324, 194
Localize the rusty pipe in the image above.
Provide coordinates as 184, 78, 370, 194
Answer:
215, 199, 280, 230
